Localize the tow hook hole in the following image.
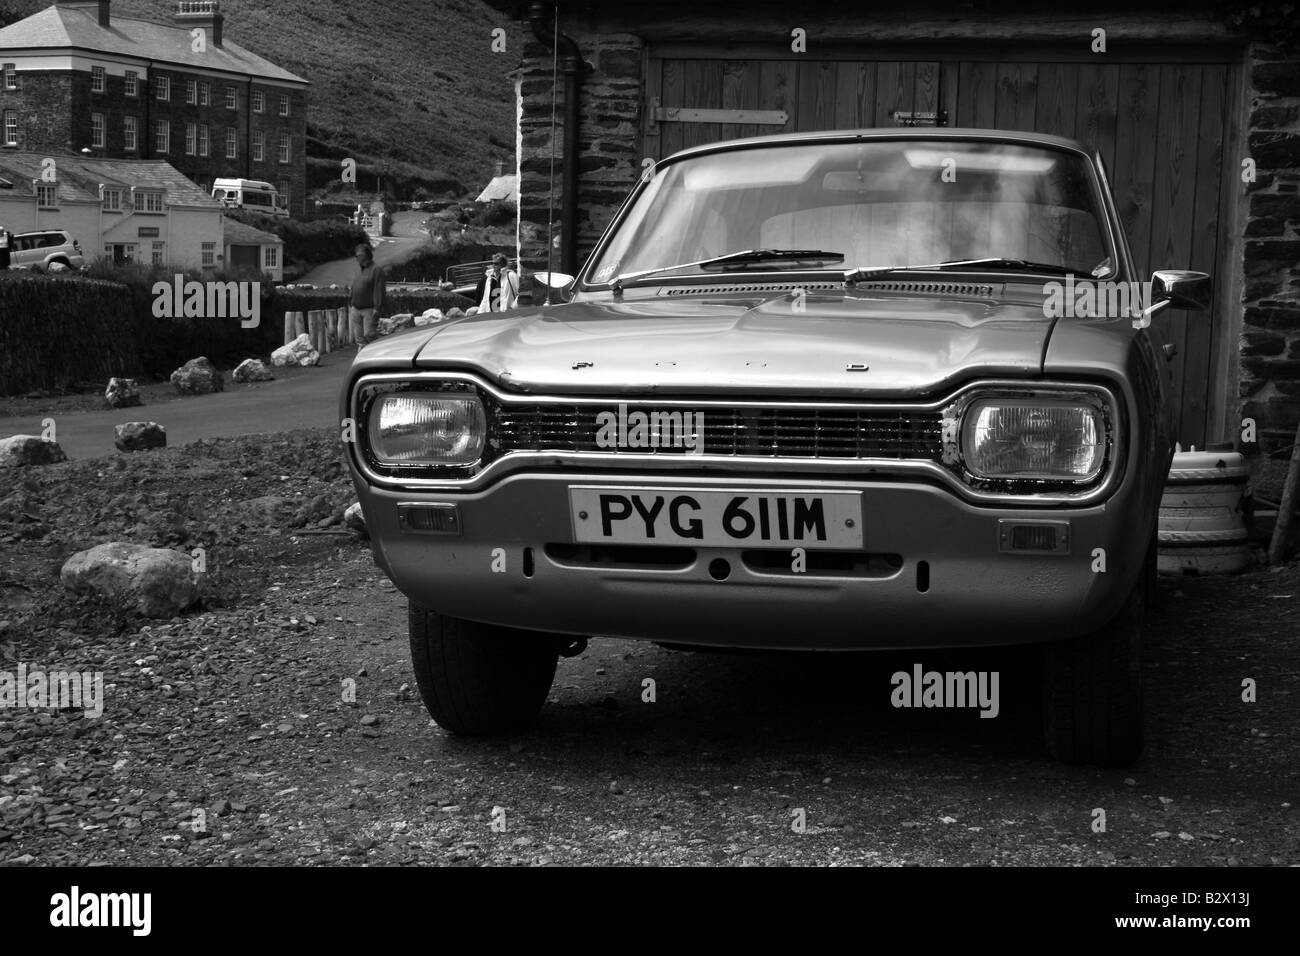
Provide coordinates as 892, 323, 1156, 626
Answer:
523, 547, 535, 578
916, 560, 930, 593
708, 558, 731, 581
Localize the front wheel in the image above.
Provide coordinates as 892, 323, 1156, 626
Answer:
1042, 579, 1144, 766
408, 602, 558, 735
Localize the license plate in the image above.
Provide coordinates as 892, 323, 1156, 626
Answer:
569, 487, 863, 549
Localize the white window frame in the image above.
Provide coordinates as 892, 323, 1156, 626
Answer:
225, 127, 238, 159
91, 112, 104, 148
199, 81, 210, 106
264, 245, 279, 269
3, 63, 18, 90
102, 187, 123, 212
155, 119, 170, 153
185, 122, 196, 156
201, 241, 216, 267
185, 79, 197, 105
152, 241, 166, 265
36, 183, 58, 208
124, 70, 138, 97
136, 189, 165, 214
91, 65, 105, 93
278, 129, 290, 164
3, 109, 17, 146
124, 115, 137, 151
225, 85, 237, 110
198, 124, 209, 157
156, 75, 170, 101
252, 130, 264, 162
252, 89, 264, 113
279, 93, 290, 117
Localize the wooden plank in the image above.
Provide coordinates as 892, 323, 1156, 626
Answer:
1034, 61, 1076, 140
642, 48, 662, 161
659, 58, 685, 157
792, 59, 834, 132
994, 62, 1037, 132
1111, 62, 1157, 270
1181, 63, 1228, 446
832, 60, 875, 129
719, 59, 759, 141
1074, 61, 1120, 173
757, 59, 797, 136
1210, 61, 1247, 442
872, 61, 914, 127
938, 61, 957, 128
679, 58, 722, 148
1148, 63, 1201, 446
956, 61, 996, 129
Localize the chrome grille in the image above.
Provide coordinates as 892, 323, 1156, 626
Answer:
492, 403, 943, 461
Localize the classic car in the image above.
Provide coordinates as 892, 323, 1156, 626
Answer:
342, 128, 1211, 765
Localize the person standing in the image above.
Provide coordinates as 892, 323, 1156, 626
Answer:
0, 225, 12, 271
349, 243, 385, 346
475, 253, 519, 312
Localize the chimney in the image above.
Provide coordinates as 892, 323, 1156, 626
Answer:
494, 161, 505, 178
98, 0, 110, 28
173, 1, 224, 47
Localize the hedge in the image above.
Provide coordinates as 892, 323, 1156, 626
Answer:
0, 271, 474, 396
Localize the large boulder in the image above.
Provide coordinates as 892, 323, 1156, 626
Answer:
60, 542, 202, 618
377, 313, 415, 336
114, 422, 166, 453
104, 377, 143, 409
445, 307, 466, 319
232, 358, 275, 383
413, 308, 445, 327
170, 357, 224, 395
0, 435, 68, 468
271, 334, 319, 368
343, 502, 368, 537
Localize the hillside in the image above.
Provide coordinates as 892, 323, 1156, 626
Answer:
0, 0, 521, 199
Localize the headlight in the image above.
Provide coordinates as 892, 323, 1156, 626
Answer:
962, 398, 1105, 481
368, 394, 486, 466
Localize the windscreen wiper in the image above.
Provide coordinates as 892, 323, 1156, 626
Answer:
845, 257, 1076, 284
611, 249, 845, 291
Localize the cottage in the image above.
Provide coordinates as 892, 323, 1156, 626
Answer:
485, 0, 1300, 469
222, 217, 283, 281
0, 149, 223, 268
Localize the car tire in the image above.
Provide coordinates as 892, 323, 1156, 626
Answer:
1042, 577, 1144, 766
408, 601, 558, 735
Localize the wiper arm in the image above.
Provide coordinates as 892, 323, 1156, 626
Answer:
612, 248, 844, 291
845, 257, 1076, 284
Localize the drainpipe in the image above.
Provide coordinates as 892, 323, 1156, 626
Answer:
526, 2, 588, 277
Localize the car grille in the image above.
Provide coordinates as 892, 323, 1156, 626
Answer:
492, 403, 944, 461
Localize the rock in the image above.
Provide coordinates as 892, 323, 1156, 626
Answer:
414, 308, 445, 327
60, 542, 202, 618
232, 359, 274, 383
270, 334, 319, 368
465, 307, 479, 315
170, 357, 224, 395
104, 378, 143, 409
445, 308, 465, 319
377, 313, 415, 336
343, 502, 367, 537
114, 422, 166, 453
0, 435, 68, 468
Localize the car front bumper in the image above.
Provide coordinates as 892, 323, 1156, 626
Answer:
352, 471, 1147, 650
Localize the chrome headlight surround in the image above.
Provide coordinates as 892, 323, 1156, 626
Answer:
941, 386, 1116, 493
357, 379, 491, 478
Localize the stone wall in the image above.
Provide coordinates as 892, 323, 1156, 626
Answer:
1238, 41, 1300, 491
0, 71, 74, 152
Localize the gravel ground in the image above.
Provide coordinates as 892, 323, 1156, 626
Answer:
0, 429, 1297, 866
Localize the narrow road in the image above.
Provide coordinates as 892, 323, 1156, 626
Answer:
300, 211, 429, 287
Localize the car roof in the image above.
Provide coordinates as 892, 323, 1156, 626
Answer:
662, 126, 1093, 164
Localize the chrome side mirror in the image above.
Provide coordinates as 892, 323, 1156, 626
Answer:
532, 271, 576, 305
1138, 270, 1211, 326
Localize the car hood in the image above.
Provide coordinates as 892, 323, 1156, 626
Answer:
409, 290, 1055, 397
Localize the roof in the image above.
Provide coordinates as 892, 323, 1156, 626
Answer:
658, 126, 1093, 165
475, 173, 518, 203
0, 3, 308, 85
0, 150, 223, 206
223, 218, 283, 245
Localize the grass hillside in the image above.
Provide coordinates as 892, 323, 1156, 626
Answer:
1, 0, 521, 199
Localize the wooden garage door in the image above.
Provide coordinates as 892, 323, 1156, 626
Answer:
644, 50, 1242, 447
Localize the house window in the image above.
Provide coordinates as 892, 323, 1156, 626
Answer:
156, 75, 170, 101
278, 180, 290, 208
264, 245, 279, 269
225, 127, 237, 159
186, 79, 197, 105
201, 241, 216, 267
36, 183, 58, 208
3, 64, 17, 90
152, 241, 165, 265
278, 130, 290, 164
199, 81, 210, 106
102, 187, 122, 211
198, 124, 209, 157
252, 130, 264, 162
252, 89, 264, 113
185, 122, 196, 155
137, 190, 165, 214
91, 112, 104, 148
155, 119, 170, 153
225, 86, 236, 109
124, 70, 138, 96
123, 116, 137, 151
91, 65, 105, 93
3, 110, 17, 146
279, 94, 290, 117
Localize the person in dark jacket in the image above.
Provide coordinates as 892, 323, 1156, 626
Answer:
349, 243, 386, 345
0, 225, 12, 270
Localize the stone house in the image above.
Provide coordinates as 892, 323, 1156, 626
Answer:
0, 148, 223, 268
485, 0, 1300, 469
0, 1, 309, 216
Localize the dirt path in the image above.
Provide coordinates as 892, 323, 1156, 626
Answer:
1, 430, 1297, 866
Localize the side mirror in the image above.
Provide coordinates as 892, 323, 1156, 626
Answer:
531, 271, 575, 305
1138, 270, 1211, 325
533, 271, 574, 290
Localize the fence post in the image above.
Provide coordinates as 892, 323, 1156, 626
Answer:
282, 309, 294, 346
293, 310, 306, 339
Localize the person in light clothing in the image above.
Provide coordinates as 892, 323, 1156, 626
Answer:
476, 253, 519, 312
349, 243, 385, 345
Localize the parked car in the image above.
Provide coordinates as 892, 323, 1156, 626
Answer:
9, 229, 84, 272
343, 128, 1210, 765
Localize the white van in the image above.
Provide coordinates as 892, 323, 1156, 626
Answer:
212, 178, 289, 219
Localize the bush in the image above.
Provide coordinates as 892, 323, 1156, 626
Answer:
227, 211, 368, 270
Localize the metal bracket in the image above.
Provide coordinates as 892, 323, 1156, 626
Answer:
652, 106, 789, 126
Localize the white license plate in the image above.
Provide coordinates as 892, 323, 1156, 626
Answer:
569, 487, 863, 549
